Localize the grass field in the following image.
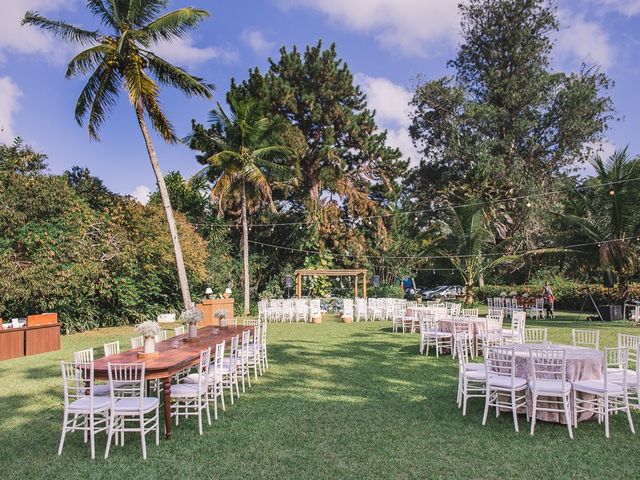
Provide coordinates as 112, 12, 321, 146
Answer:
1, 312, 640, 479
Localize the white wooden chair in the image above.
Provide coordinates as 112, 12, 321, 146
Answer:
456, 338, 486, 416
245, 324, 262, 379
260, 321, 268, 371
573, 347, 635, 438
452, 317, 472, 359
222, 335, 240, 403
355, 298, 368, 322
58, 361, 110, 459
528, 298, 544, 319
462, 308, 479, 318
104, 363, 160, 460
529, 348, 572, 438
474, 315, 503, 356
482, 346, 528, 432
238, 330, 252, 392
572, 329, 600, 350
611, 334, 640, 406
419, 316, 452, 358
154, 330, 168, 342
502, 311, 526, 344
524, 327, 548, 344
103, 341, 120, 357
131, 336, 144, 349
73, 348, 110, 396
170, 348, 212, 435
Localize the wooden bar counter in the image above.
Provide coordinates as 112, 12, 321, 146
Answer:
0, 328, 25, 361
195, 298, 235, 326
0, 313, 61, 361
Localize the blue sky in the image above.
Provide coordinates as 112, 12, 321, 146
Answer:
1, 0, 639, 202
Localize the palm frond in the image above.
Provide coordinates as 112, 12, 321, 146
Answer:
22, 12, 101, 45
127, 0, 168, 27
65, 45, 109, 78
141, 8, 210, 42
144, 53, 213, 98
86, 0, 118, 29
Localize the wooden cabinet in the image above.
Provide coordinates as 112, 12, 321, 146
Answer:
25, 324, 61, 356
196, 298, 235, 326
0, 329, 25, 361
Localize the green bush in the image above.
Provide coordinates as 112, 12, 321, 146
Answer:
368, 284, 405, 299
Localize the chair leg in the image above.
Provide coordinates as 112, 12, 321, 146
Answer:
604, 394, 610, 438
140, 414, 147, 460
89, 413, 96, 460
205, 393, 212, 426
462, 380, 469, 417
104, 413, 114, 459
511, 391, 519, 433
58, 411, 69, 456
563, 395, 573, 439
155, 407, 160, 445
530, 393, 537, 436
573, 391, 578, 428
482, 388, 491, 426
220, 383, 226, 411
197, 398, 203, 436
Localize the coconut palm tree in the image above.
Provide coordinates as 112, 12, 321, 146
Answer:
562, 149, 640, 298
427, 201, 520, 304
188, 97, 294, 315
23, 1, 214, 309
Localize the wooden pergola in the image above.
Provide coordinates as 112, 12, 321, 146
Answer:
293, 269, 368, 299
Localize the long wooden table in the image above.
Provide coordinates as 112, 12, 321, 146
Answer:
92, 325, 254, 439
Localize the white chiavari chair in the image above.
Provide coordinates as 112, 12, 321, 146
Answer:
174, 325, 185, 336
419, 316, 452, 358
170, 348, 212, 434
58, 361, 110, 459
456, 337, 486, 416
529, 347, 572, 438
131, 336, 144, 349
573, 347, 635, 438
104, 362, 160, 459
222, 335, 240, 403
524, 327, 548, 344
503, 311, 526, 344
482, 346, 528, 432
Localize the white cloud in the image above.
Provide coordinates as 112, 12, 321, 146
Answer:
131, 185, 151, 205
153, 37, 238, 67
0, 77, 23, 145
0, 0, 77, 64
588, 0, 640, 16
355, 73, 419, 162
241, 29, 275, 54
278, 0, 460, 57
555, 13, 614, 69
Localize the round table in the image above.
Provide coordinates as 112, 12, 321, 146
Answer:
510, 343, 604, 423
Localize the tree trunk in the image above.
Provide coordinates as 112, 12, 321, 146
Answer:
464, 280, 474, 305
134, 106, 192, 309
241, 181, 250, 316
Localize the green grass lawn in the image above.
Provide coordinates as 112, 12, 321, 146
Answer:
1, 313, 640, 479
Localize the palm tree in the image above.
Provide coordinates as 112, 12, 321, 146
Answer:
428, 201, 519, 304
562, 149, 640, 298
189, 97, 293, 315
23, 1, 214, 310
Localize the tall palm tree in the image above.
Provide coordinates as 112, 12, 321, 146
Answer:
562, 149, 640, 297
188, 97, 293, 315
23, 1, 214, 310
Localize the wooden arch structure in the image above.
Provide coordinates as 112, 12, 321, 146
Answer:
293, 269, 368, 299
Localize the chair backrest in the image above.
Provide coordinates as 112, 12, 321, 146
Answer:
488, 308, 504, 319
453, 317, 470, 335
536, 298, 544, 308
572, 329, 600, 349
524, 327, 548, 344
511, 311, 526, 342
619, 334, 640, 371
193, 348, 212, 394
310, 299, 321, 316
529, 348, 566, 390
604, 347, 629, 389
103, 341, 120, 357
228, 335, 239, 369
73, 348, 94, 364
174, 325, 186, 336
107, 362, 145, 401
462, 308, 478, 318
260, 321, 267, 343
155, 330, 168, 342
343, 299, 354, 316
456, 337, 472, 370
240, 330, 251, 361
484, 346, 516, 382
61, 361, 94, 407
131, 336, 144, 349
211, 341, 225, 379
449, 303, 461, 316
243, 319, 259, 326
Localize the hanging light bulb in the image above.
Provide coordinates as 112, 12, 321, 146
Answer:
526, 202, 532, 208
609, 190, 616, 196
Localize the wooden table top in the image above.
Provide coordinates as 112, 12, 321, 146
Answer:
92, 325, 253, 379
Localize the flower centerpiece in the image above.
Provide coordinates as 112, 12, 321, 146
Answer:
500, 291, 507, 297
215, 309, 228, 327
180, 307, 204, 341
509, 291, 517, 297
136, 320, 161, 356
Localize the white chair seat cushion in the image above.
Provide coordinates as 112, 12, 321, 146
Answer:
170, 383, 205, 398
68, 397, 111, 412
531, 379, 571, 395
501, 330, 514, 337
426, 330, 451, 338
488, 374, 527, 390
92, 384, 111, 396
572, 379, 625, 395
607, 368, 636, 381
465, 369, 486, 381
183, 372, 222, 384
465, 363, 485, 372
113, 397, 159, 413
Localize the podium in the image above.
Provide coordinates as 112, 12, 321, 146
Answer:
195, 298, 235, 326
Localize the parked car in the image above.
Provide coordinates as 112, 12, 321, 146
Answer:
422, 285, 464, 300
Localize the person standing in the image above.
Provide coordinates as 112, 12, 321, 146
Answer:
542, 282, 555, 319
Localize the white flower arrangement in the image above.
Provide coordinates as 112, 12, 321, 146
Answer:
500, 291, 507, 297
136, 320, 161, 338
509, 291, 517, 296
214, 309, 227, 320
180, 307, 204, 325
522, 293, 529, 298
